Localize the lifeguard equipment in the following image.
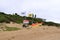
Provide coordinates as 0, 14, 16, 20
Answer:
31, 23, 39, 28
31, 22, 43, 28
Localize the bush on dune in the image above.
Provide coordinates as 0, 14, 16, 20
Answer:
0, 12, 60, 27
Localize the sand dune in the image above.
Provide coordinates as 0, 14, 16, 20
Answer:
0, 24, 60, 40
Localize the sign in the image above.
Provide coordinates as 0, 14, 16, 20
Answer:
23, 20, 29, 24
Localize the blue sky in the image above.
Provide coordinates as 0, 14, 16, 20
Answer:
0, 0, 60, 23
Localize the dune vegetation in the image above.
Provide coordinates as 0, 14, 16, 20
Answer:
0, 12, 60, 27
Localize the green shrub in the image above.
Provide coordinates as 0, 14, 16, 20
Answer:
5, 27, 20, 31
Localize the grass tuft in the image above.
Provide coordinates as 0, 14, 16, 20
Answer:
5, 27, 20, 31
